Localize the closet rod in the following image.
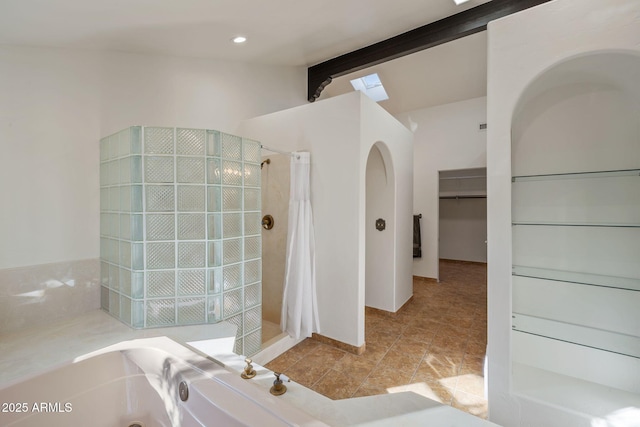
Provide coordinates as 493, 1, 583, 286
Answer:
439, 175, 486, 180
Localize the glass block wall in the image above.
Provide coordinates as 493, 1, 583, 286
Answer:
99, 126, 263, 356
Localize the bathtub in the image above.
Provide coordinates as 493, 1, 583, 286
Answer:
0, 337, 327, 427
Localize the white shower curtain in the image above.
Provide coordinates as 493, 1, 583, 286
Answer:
280, 152, 320, 339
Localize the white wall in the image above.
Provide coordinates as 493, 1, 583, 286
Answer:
486, 0, 640, 426
239, 94, 362, 346
99, 51, 306, 137
0, 47, 102, 270
0, 45, 305, 271
439, 198, 487, 263
239, 92, 413, 347
395, 97, 487, 279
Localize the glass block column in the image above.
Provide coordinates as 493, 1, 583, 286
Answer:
99, 126, 263, 356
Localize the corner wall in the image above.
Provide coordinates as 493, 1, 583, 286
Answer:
239, 94, 362, 346
361, 97, 414, 314
486, 1, 640, 425
239, 92, 413, 348
395, 97, 487, 279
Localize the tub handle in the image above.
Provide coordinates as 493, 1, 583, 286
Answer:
270, 372, 289, 396
241, 358, 257, 379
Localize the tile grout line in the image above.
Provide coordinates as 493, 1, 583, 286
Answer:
407, 342, 433, 384
267, 262, 488, 415
349, 333, 402, 398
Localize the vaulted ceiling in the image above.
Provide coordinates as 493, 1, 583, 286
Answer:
0, 0, 535, 114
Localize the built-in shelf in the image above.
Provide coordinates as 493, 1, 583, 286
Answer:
512, 169, 640, 227
512, 332, 640, 395
509, 56, 640, 416
512, 144, 640, 395
512, 265, 640, 292
512, 222, 640, 228
512, 363, 640, 419
512, 313, 640, 358
512, 168, 640, 182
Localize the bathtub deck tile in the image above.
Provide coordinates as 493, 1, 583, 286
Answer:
0, 310, 237, 387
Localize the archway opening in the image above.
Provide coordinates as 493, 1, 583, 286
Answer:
365, 142, 396, 312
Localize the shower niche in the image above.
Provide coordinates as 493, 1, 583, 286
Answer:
510, 52, 640, 398
99, 126, 263, 356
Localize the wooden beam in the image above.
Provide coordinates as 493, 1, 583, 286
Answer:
307, 0, 551, 101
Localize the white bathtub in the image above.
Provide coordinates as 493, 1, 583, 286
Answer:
0, 337, 328, 427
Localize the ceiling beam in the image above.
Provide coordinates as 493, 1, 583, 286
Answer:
307, 0, 551, 102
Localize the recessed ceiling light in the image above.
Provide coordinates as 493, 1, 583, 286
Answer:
231, 36, 247, 44
453, 0, 471, 5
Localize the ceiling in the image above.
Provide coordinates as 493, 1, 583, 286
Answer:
320, 32, 487, 114
0, 0, 491, 113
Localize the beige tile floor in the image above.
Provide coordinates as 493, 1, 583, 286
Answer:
265, 260, 488, 419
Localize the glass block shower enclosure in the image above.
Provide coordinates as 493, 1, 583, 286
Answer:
99, 126, 263, 356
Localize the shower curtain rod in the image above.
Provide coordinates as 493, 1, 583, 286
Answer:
260, 144, 300, 159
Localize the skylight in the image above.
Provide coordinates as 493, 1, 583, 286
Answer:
350, 73, 389, 102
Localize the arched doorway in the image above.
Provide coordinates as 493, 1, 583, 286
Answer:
365, 142, 396, 311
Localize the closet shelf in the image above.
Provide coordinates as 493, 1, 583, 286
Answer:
512, 265, 640, 292
512, 168, 640, 182
439, 191, 487, 199
439, 175, 486, 180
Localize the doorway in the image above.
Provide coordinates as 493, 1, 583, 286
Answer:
437, 168, 487, 279
365, 142, 396, 311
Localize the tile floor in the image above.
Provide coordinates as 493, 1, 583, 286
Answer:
265, 260, 488, 419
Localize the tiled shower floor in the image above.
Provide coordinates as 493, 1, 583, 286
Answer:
261, 319, 283, 344
265, 260, 488, 419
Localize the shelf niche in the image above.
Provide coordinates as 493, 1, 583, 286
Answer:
510, 51, 640, 401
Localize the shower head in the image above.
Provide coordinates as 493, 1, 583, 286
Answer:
261, 158, 271, 169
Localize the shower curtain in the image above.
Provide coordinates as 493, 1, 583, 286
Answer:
281, 152, 320, 339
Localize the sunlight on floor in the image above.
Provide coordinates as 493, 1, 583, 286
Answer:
591, 407, 640, 427
387, 382, 446, 403
387, 373, 486, 416
264, 261, 488, 419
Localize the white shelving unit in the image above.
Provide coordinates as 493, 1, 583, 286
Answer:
510, 58, 640, 407
511, 167, 640, 395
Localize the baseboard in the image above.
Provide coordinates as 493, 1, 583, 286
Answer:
413, 275, 438, 283
364, 296, 414, 319
311, 333, 366, 356
439, 258, 488, 266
